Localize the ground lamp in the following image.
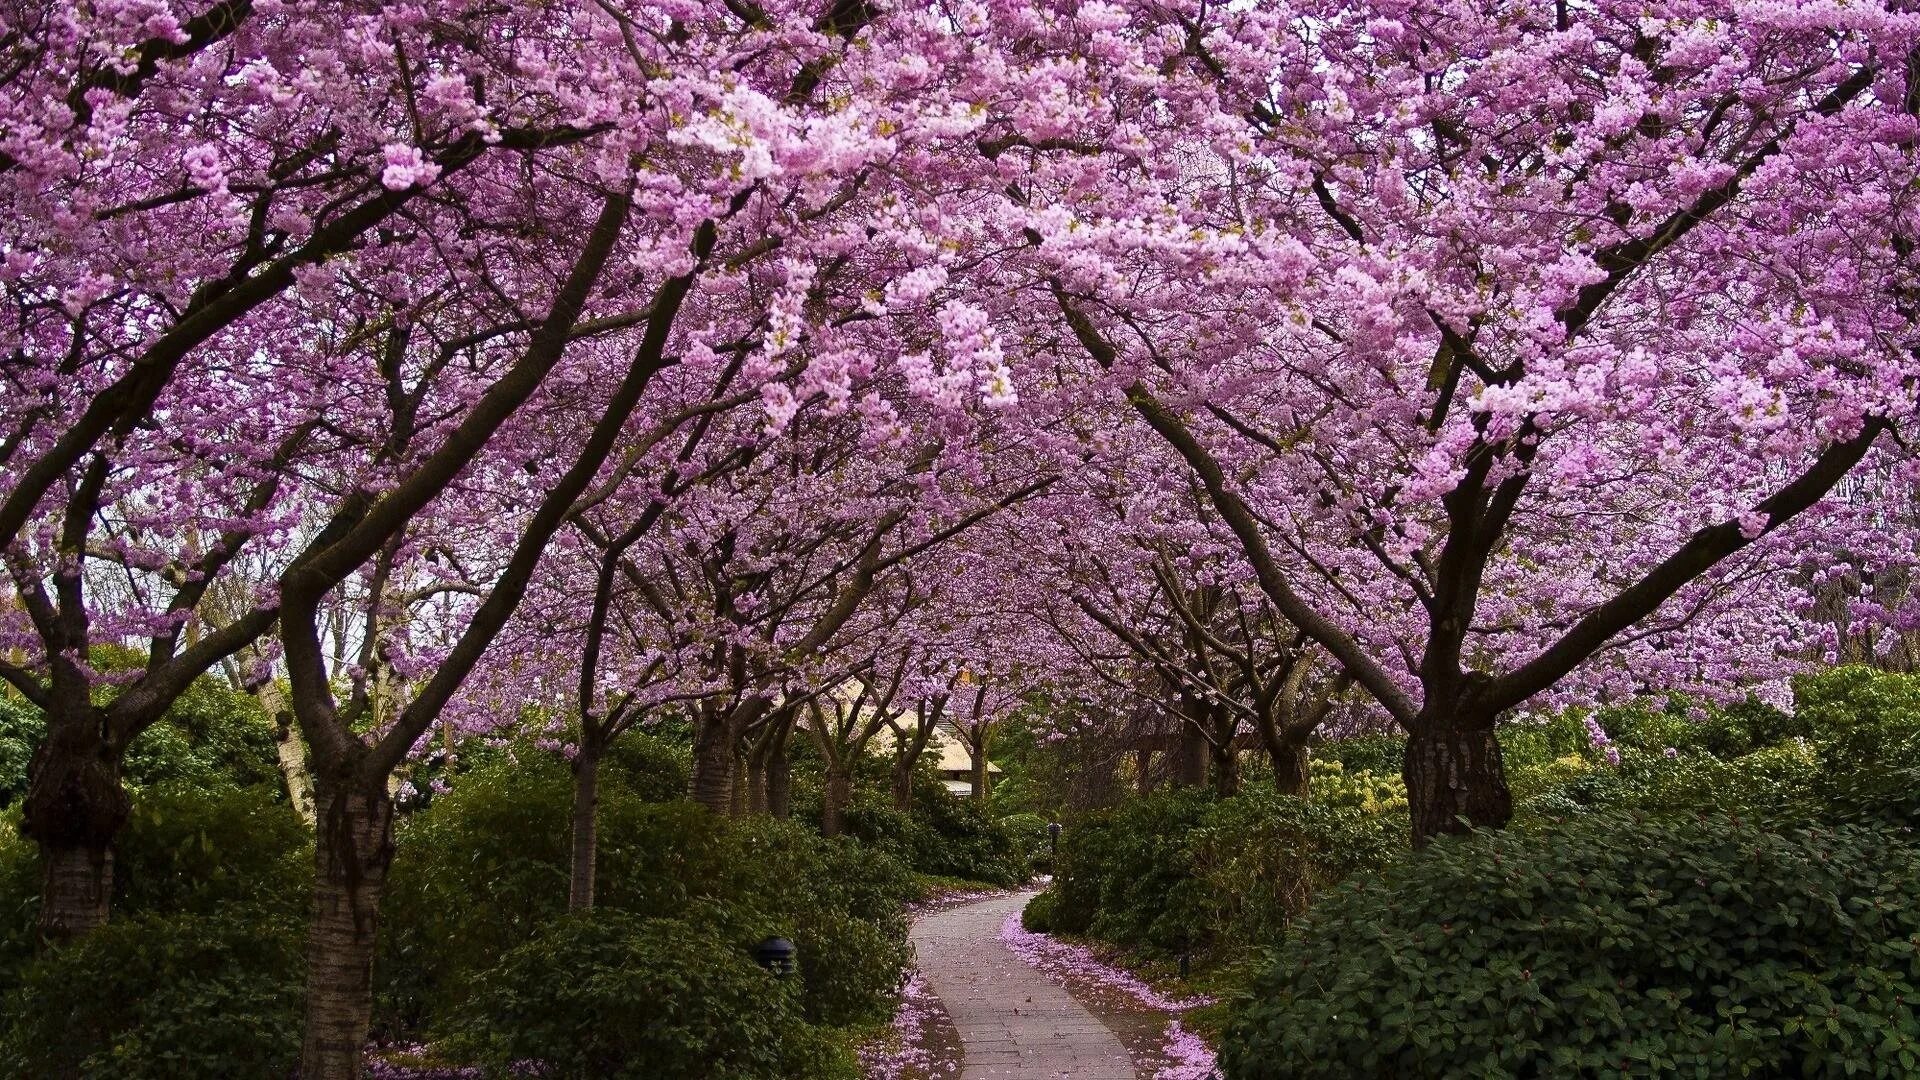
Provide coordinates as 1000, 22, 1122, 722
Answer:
1047, 821, 1061, 861
755, 937, 796, 977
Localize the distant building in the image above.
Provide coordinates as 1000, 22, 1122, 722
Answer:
929, 728, 1001, 796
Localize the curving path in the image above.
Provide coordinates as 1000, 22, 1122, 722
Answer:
909, 891, 1136, 1079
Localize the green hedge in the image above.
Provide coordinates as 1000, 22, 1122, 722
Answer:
378, 749, 916, 1057
0, 905, 304, 1078
451, 908, 842, 1080
1028, 784, 1402, 958
1222, 813, 1920, 1079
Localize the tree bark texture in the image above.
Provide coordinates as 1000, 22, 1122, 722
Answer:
1403, 715, 1511, 845
568, 745, 601, 912
22, 703, 129, 943
298, 782, 396, 1080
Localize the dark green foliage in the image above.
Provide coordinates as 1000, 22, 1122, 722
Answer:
1314, 734, 1405, 775
1038, 786, 1402, 959
115, 783, 309, 916
0, 813, 38, 988
837, 785, 1028, 885
451, 909, 841, 1080
996, 811, 1055, 875
0, 672, 279, 810
0, 783, 309, 997
1222, 813, 1920, 1080
0, 906, 305, 1079
380, 750, 916, 1059
377, 752, 740, 1028
793, 909, 912, 1027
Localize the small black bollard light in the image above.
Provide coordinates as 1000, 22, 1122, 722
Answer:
1179, 949, 1191, 980
754, 937, 797, 977
1047, 821, 1062, 861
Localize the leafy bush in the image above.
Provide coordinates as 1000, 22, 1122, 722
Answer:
0, 674, 279, 811
996, 811, 1055, 875
115, 783, 309, 916
452, 909, 843, 1080
0, 906, 304, 1079
379, 752, 916, 1047
1043, 788, 1213, 947
377, 752, 738, 1029
1223, 813, 1920, 1079
837, 786, 1026, 886
793, 909, 910, 1027
1040, 786, 1401, 959
0, 783, 308, 997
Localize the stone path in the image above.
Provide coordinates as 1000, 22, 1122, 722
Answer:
909, 891, 1136, 1079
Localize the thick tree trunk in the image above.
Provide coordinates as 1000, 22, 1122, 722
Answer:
40, 841, 113, 941
1210, 738, 1240, 797
22, 703, 129, 943
729, 746, 749, 817
891, 749, 915, 812
691, 719, 736, 814
568, 746, 601, 913
1403, 717, 1511, 845
1172, 722, 1208, 788
1134, 747, 1154, 795
821, 764, 851, 837
767, 744, 792, 819
1269, 737, 1311, 798
969, 732, 991, 805
299, 782, 396, 1080
744, 752, 769, 815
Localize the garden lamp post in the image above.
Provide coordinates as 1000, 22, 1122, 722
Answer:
1047, 821, 1061, 862
754, 937, 796, 977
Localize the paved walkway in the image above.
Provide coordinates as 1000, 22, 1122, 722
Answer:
910, 891, 1136, 1079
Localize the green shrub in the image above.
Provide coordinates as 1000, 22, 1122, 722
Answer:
1040, 786, 1401, 960
115, 783, 309, 916
0, 812, 37, 988
452, 908, 843, 1080
0, 673, 279, 810
378, 754, 916, 1045
1020, 888, 1060, 933
0, 906, 304, 1079
0, 784, 308, 997
1044, 788, 1213, 946
793, 909, 910, 1027
996, 811, 1055, 875
376, 753, 737, 1029
839, 788, 1025, 886
1222, 813, 1920, 1079
1314, 735, 1404, 775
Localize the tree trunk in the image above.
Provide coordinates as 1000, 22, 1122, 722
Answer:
1173, 722, 1208, 788
767, 744, 792, 819
40, 841, 113, 942
1210, 737, 1240, 797
254, 679, 318, 825
1403, 717, 1511, 845
22, 703, 129, 943
821, 764, 851, 837
1269, 737, 1311, 798
729, 745, 749, 817
969, 731, 991, 805
744, 749, 769, 815
568, 746, 601, 913
891, 748, 915, 812
1134, 747, 1154, 795
691, 718, 736, 814
299, 781, 396, 1080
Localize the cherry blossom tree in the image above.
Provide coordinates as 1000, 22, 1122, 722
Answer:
922, 0, 1920, 842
